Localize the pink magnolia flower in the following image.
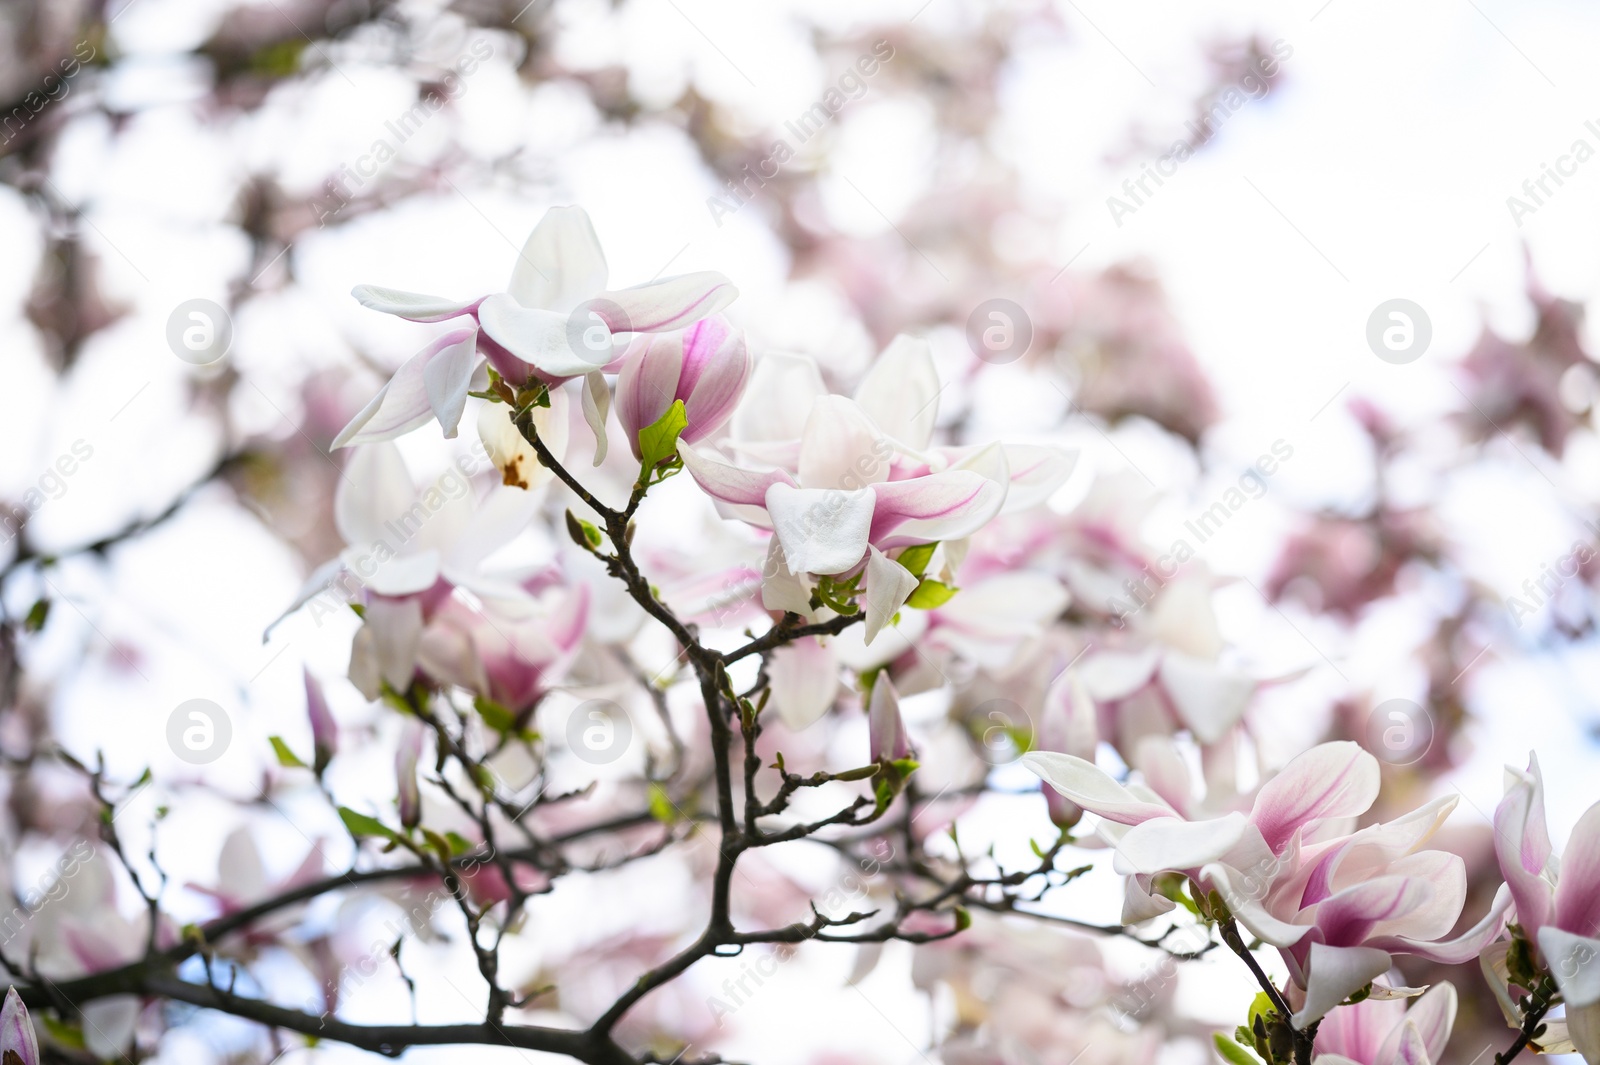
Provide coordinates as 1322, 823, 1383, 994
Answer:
1024, 742, 1511, 1026
681, 337, 1073, 644
1492, 752, 1600, 1064
1, 988, 39, 1065
334, 205, 736, 453
1311, 981, 1456, 1065
616, 315, 750, 458
416, 583, 589, 722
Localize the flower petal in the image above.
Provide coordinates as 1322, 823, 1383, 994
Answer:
1554, 798, 1600, 939
1, 988, 40, 1065
733, 352, 827, 463
1292, 943, 1393, 1028
1539, 927, 1600, 1009
868, 470, 1006, 549
478, 291, 611, 378
333, 329, 479, 448
1111, 812, 1250, 875
1021, 751, 1177, 826
506, 205, 609, 313
768, 637, 839, 730
597, 271, 737, 333
868, 674, 910, 763
1494, 753, 1555, 937
854, 334, 940, 449
765, 482, 875, 576
1158, 652, 1257, 745
1250, 741, 1380, 854
799, 396, 893, 490
1378, 983, 1456, 1065
1367, 882, 1513, 964
679, 443, 797, 509
351, 284, 479, 322
580, 370, 611, 466
862, 545, 920, 645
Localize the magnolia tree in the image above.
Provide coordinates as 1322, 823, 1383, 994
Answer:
1, 204, 1595, 1065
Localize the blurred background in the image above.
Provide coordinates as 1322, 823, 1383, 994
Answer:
2, 0, 1599, 1062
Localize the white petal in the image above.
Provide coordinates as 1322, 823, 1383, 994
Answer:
765, 483, 875, 576
580, 370, 611, 466
1292, 943, 1393, 1028
1158, 652, 1256, 745
351, 284, 478, 322
799, 396, 892, 490
759, 536, 817, 618
598, 271, 737, 333
734, 352, 827, 454
862, 546, 920, 645
1020, 750, 1177, 826
768, 638, 839, 731
1111, 812, 1249, 875
333, 329, 478, 448
506, 205, 609, 312
854, 334, 940, 448
336, 442, 419, 547
479, 291, 610, 378
1540, 927, 1600, 1008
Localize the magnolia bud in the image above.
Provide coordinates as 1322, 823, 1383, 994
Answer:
616, 315, 749, 458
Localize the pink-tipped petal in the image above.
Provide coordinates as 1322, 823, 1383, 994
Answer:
677, 317, 749, 442
506, 205, 609, 313
1377, 984, 1456, 1065
868, 675, 910, 763
1554, 799, 1600, 939
1250, 741, 1380, 854
679, 443, 797, 508
1, 988, 40, 1065
1494, 754, 1556, 936
868, 470, 1006, 549
304, 669, 338, 771
333, 329, 478, 448
616, 333, 681, 452
598, 271, 737, 333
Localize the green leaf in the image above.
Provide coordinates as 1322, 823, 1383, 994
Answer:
896, 542, 937, 579
637, 399, 688, 473
953, 907, 972, 931
647, 781, 678, 824
339, 806, 397, 841
41, 1014, 87, 1050
474, 695, 517, 736
1213, 1032, 1263, 1065
905, 579, 958, 609
268, 736, 308, 769
23, 597, 50, 632
444, 831, 475, 856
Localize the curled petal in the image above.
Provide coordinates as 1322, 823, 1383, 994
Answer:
1367, 882, 1513, 964
862, 546, 919, 645
1377, 983, 1457, 1065
679, 443, 797, 509
506, 205, 609, 313
868, 674, 910, 763
580, 371, 611, 466
597, 271, 737, 333
351, 285, 479, 322
1112, 812, 1250, 875
1494, 753, 1555, 936
333, 329, 479, 448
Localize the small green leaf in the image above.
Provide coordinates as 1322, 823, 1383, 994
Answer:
268, 736, 308, 768
23, 597, 50, 632
41, 1014, 87, 1050
474, 695, 517, 736
896, 543, 937, 579
953, 907, 971, 931
1213, 1032, 1263, 1065
444, 831, 474, 856
637, 399, 689, 473
905, 579, 958, 609
339, 806, 397, 841
647, 781, 678, 824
